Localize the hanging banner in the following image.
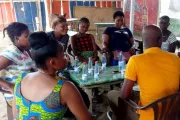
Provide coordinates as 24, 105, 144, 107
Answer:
124, 0, 158, 35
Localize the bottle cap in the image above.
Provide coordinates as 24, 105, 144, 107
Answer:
75, 56, 78, 59
95, 61, 98, 64
83, 62, 86, 64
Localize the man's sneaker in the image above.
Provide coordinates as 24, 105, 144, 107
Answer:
107, 111, 113, 120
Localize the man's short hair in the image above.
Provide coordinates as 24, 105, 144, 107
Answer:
160, 15, 170, 23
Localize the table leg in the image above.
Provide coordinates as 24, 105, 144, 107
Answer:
85, 88, 93, 113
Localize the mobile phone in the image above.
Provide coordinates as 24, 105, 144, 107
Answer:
112, 70, 120, 74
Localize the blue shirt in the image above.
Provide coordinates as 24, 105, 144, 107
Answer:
103, 27, 133, 52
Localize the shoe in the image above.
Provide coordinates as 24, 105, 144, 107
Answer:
107, 111, 113, 120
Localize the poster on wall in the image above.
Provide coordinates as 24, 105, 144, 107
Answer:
124, 0, 158, 35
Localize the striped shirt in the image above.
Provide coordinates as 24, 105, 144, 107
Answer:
0, 44, 35, 106
161, 33, 177, 51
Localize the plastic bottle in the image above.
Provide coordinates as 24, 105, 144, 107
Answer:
102, 53, 107, 71
118, 52, 125, 72
88, 57, 93, 76
74, 56, 79, 74
82, 62, 88, 82
94, 61, 99, 80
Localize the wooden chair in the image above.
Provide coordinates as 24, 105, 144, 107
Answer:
125, 92, 180, 120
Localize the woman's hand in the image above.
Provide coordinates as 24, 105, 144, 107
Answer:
8, 83, 14, 94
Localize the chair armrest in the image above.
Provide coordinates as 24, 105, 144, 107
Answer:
124, 99, 140, 109
124, 99, 157, 110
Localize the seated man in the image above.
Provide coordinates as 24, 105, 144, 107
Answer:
159, 15, 178, 53
107, 25, 180, 120
70, 17, 98, 63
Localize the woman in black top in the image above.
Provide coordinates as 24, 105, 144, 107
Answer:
47, 14, 69, 52
102, 11, 134, 65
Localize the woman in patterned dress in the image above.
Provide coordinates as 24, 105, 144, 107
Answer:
13, 32, 91, 120
0, 22, 35, 120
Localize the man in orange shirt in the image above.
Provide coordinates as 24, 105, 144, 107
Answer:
107, 25, 180, 120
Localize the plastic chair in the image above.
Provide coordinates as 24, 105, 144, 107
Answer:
124, 92, 180, 120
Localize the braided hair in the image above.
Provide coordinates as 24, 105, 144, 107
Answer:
3, 22, 28, 43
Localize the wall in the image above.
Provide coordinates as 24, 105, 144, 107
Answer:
0, 2, 15, 30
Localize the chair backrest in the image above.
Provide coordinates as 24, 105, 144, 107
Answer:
141, 92, 180, 120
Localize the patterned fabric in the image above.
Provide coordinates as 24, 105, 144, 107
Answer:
74, 34, 94, 52
0, 44, 35, 106
161, 33, 177, 51
14, 73, 67, 120
80, 51, 94, 59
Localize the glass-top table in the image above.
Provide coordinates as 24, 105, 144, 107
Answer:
69, 66, 124, 112
70, 66, 124, 88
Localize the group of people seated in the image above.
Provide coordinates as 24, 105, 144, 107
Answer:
0, 10, 179, 120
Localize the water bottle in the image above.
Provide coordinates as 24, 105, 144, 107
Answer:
102, 53, 107, 71
74, 56, 79, 74
118, 52, 125, 72
82, 62, 88, 82
94, 61, 99, 80
88, 57, 93, 76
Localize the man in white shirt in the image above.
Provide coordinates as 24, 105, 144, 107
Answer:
159, 15, 178, 53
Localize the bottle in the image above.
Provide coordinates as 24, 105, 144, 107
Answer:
142, 0, 148, 28
82, 62, 88, 82
74, 56, 79, 74
102, 53, 107, 71
94, 61, 99, 80
118, 52, 125, 72
88, 57, 93, 76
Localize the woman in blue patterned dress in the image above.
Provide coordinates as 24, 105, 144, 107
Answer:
13, 32, 91, 120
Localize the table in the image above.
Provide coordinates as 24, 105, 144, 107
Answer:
70, 66, 124, 112
67, 18, 79, 31
94, 23, 115, 41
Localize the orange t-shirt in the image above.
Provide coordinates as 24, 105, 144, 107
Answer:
125, 47, 180, 120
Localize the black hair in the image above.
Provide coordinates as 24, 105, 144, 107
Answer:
50, 14, 66, 29
79, 17, 90, 24
28, 32, 63, 69
3, 22, 28, 43
160, 15, 170, 23
113, 11, 125, 19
